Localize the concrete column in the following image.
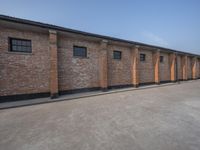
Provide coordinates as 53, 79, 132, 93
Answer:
182, 55, 188, 80
192, 57, 197, 80
154, 49, 160, 84
132, 45, 140, 87
170, 53, 176, 82
49, 30, 58, 98
99, 40, 108, 91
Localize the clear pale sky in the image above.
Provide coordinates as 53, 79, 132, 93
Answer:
0, 0, 200, 54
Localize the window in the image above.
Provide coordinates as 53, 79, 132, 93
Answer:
113, 51, 122, 60
9, 38, 32, 53
140, 54, 146, 61
73, 46, 87, 58
160, 56, 164, 63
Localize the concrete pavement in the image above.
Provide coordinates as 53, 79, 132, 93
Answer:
0, 80, 200, 150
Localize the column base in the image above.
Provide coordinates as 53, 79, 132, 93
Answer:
51, 93, 59, 99
101, 88, 108, 92
155, 82, 160, 85
133, 84, 139, 88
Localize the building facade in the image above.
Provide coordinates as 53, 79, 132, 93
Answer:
0, 15, 200, 101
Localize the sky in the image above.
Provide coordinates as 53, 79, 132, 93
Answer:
0, 0, 200, 54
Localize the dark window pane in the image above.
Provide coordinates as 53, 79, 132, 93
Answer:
22, 46, 26, 52
24, 47, 28, 52
22, 41, 26, 46
28, 47, 31, 52
140, 54, 146, 61
12, 45, 17, 51
12, 40, 17, 45
113, 51, 122, 60
160, 56, 164, 63
10, 38, 32, 53
26, 41, 31, 46
16, 40, 21, 45
73, 46, 87, 57
16, 46, 21, 51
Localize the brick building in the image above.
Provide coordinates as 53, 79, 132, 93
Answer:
0, 15, 200, 101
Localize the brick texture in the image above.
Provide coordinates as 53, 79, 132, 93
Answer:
0, 27, 50, 96
99, 40, 108, 89
57, 36, 100, 91
0, 24, 199, 99
160, 52, 170, 82
139, 49, 154, 83
187, 57, 192, 79
49, 30, 58, 98
107, 44, 132, 87
177, 55, 183, 80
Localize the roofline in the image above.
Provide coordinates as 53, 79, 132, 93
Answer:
0, 14, 199, 57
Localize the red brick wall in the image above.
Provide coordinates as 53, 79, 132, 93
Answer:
107, 45, 132, 86
139, 49, 154, 83
177, 55, 183, 80
160, 52, 170, 81
187, 57, 192, 79
0, 27, 50, 96
57, 36, 100, 91
0, 25, 199, 98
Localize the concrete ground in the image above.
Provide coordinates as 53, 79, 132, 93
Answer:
0, 81, 200, 150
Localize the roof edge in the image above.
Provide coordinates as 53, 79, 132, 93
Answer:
0, 14, 199, 57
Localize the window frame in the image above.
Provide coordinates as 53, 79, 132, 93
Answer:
140, 53, 146, 62
160, 56, 164, 63
9, 37, 32, 53
73, 45, 87, 58
113, 50, 122, 60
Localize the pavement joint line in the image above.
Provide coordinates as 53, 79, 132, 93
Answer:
0, 79, 199, 110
